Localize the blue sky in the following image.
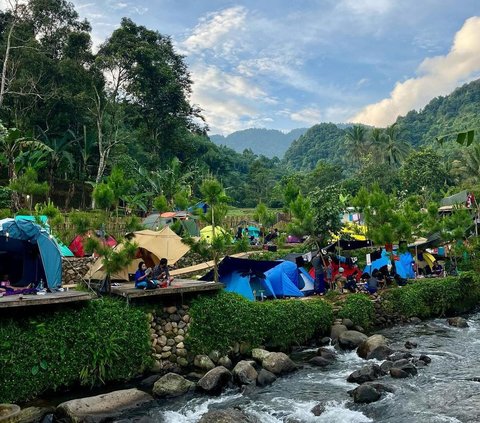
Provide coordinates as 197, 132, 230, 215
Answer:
68, 0, 480, 135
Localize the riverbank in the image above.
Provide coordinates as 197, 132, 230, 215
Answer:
1, 272, 479, 421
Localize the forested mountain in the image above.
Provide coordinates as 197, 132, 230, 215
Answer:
210, 128, 307, 158
283, 78, 480, 170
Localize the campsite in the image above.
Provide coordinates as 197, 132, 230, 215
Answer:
2, 1, 480, 421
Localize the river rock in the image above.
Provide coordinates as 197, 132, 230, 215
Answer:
354, 325, 365, 333
342, 318, 354, 329
218, 356, 233, 369
256, 369, 277, 387
194, 354, 216, 371
347, 364, 383, 384
209, 350, 222, 364
352, 384, 381, 403
252, 348, 271, 363
8, 406, 53, 423
366, 345, 395, 361
410, 317, 422, 324
197, 366, 232, 395
316, 347, 336, 361
448, 317, 469, 328
357, 334, 388, 358
233, 360, 258, 385
318, 337, 331, 346
153, 373, 195, 397
404, 340, 418, 349
388, 351, 412, 362
56, 389, 153, 422
309, 356, 333, 367
338, 331, 368, 350
361, 381, 395, 394
177, 357, 189, 367
311, 403, 326, 416
139, 374, 162, 390
390, 368, 409, 378
262, 352, 297, 375
419, 354, 432, 364
380, 361, 394, 373
330, 324, 348, 340
391, 359, 417, 376
198, 408, 257, 423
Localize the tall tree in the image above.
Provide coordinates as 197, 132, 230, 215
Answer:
345, 125, 369, 164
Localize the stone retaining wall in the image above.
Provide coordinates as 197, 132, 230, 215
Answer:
62, 257, 94, 285
149, 305, 192, 374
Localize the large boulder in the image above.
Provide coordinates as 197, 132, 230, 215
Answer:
391, 359, 417, 376
447, 317, 469, 328
342, 318, 354, 329
330, 324, 348, 340
256, 369, 277, 387
366, 345, 395, 361
388, 351, 412, 362
194, 355, 216, 371
357, 335, 388, 359
218, 356, 233, 369
56, 389, 153, 422
251, 348, 271, 363
309, 357, 333, 367
338, 331, 368, 350
351, 384, 381, 404
347, 364, 383, 384
311, 403, 326, 416
262, 352, 297, 375
198, 408, 258, 423
233, 360, 258, 385
197, 366, 232, 395
316, 347, 336, 361
152, 373, 195, 398
390, 368, 409, 378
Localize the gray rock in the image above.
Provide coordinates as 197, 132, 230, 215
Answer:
139, 374, 162, 390
404, 340, 418, 349
357, 334, 388, 359
361, 381, 395, 394
338, 331, 368, 350
262, 352, 297, 375
352, 384, 381, 403
153, 373, 195, 398
330, 324, 348, 340
419, 354, 432, 364
218, 356, 233, 369
256, 369, 277, 387
342, 318, 354, 329
7, 406, 51, 423
353, 325, 365, 333
251, 348, 271, 363
380, 361, 394, 373
165, 306, 177, 314
410, 317, 422, 324
447, 317, 469, 328
177, 357, 189, 367
366, 345, 395, 361
347, 364, 383, 384
209, 350, 221, 364
388, 351, 412, 362
57, 389, 153, 422
197, 366, 232, 395
194, 354, 216, 371
311, 403, 326, 416
316, 347, 336, 361
233, 360, 258, 385
318, 337, 331, 346
309, 356, 332, 367
392, 359, 417, 376
198, 408, 258, 423
390, 368, 409, 378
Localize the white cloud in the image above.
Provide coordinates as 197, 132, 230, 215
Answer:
352, 16, 480, 127
181, 6, 247, 54
338, 0, 394, 16
289, 105, 355, 125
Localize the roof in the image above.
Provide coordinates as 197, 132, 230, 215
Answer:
440, 190, 468, 207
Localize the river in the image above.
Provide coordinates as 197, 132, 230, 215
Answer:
124, 312, 480, 422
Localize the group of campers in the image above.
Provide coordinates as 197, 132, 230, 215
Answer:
134, 258, 174, 290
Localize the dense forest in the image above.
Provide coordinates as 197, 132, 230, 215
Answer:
0, 0, 479, 213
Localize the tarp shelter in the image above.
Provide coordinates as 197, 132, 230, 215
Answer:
201, 256, 303, 300
142, 213, 170, 230
0, 218, 62, 289
15, 215, 74, 257
87, 226, 190, 281
323, 239, 373, 252
200, 225, 228, 243
69, 231, 117, 257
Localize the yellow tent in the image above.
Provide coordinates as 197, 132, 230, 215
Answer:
86, 226, 190, 281
200, 225, 228, 243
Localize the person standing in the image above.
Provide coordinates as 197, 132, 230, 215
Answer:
312, 253, 326, 295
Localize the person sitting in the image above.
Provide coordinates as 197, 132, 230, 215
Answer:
345, 271, 359, 293
235, 227, 243, 240
334, 267, 347, 293
152, 258, 174, 287
0, 274, 13, 293
366, 270, 380, 294
432, 261, 443, 277
134, 262, 158, 290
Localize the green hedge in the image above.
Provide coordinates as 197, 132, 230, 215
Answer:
381, 272, 480, 318
0, 298, 151, 404
338, 294, 376, 329
186, 291, 333, 355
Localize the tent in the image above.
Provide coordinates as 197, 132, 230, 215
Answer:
188, 202, 209, 214
298, 267, 315, 295
201, 256, 303, 300
143, 211, 200, 236
200, 225, 228, 243
86, 226, 190, 281
69, 231, 117, 257
0, 218, 62, 289
246, 226, 260, 237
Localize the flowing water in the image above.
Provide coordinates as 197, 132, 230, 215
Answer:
125, 312, 480, 422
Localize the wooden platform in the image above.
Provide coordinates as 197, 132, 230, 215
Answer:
110, 279, 223, 300
0, 290, 93, 308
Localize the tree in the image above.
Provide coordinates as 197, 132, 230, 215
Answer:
199, 178, 230, 238
310, 185, 345, 243
287, 195, 314, 238
373, 124, 411, 167
106, 166, 134, 216
92, 183, 115, 211
8, 167, 48, 210
345, 125, 369, 164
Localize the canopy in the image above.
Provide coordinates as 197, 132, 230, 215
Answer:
87, 226, 190, 281
0, 218, 62, 288
200, 225, 228, 243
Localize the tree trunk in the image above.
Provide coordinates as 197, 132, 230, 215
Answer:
0, 17, 15, 108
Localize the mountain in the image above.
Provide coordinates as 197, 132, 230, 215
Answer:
209, 128, 308, 158
283, 78, 480, 169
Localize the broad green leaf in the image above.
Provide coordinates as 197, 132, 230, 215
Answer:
31, 365, 39, 376
466, 130, 475, 146
40, 359, 48, 370
456, 132, 467, 145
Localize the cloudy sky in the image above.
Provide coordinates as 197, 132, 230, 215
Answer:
67, 0, 480, 134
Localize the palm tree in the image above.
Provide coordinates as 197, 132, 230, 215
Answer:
451, 141, 480, 184
345, 125, 369, 163
376, 124, 411, 167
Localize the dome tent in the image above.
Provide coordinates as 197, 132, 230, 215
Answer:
0, 218, 62, 289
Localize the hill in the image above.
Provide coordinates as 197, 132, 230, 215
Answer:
210, 128, 307, 158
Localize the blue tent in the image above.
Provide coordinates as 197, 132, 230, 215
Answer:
246, 226, 260, 237
0, 218, 62, 289
298, 267, 315, 295
364, 250, 391, 275
396, 252, 415, 279
201, 256, 303, 300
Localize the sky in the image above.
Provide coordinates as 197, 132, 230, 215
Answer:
15, 1, 480, 134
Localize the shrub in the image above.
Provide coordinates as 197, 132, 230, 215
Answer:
186, 291, 333, 355
0, 298, 151, 403
338, 294, 375, 329
380, 272, 480, 318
